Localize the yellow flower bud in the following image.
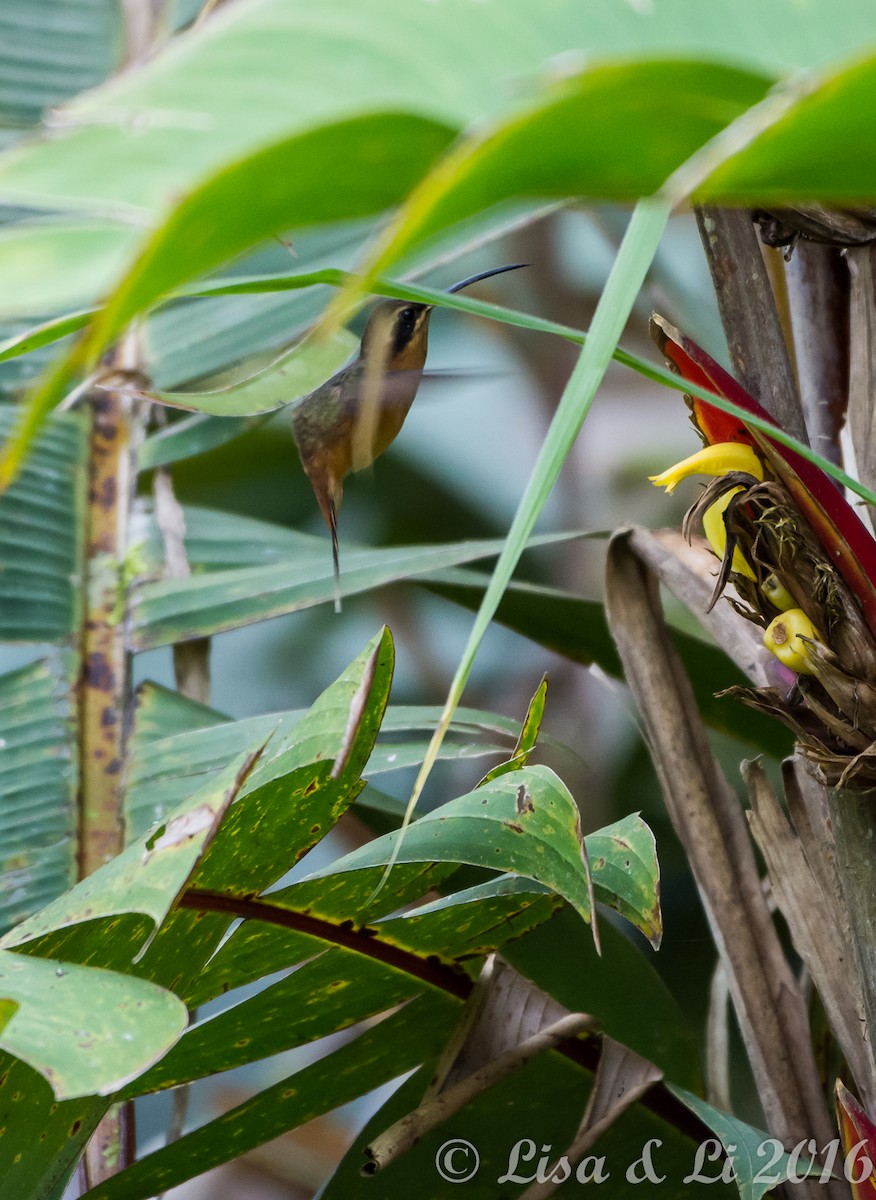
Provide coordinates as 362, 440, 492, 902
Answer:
763, 609, 821, 675
649, 442, 763, 495
761, 573, 796, 612
701, 488, 756, 580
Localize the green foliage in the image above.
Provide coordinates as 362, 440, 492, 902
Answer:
2, 0, 873, 1195
0, 634, 661, 1197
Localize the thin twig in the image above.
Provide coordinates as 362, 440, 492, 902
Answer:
363, 1014, 595, 1173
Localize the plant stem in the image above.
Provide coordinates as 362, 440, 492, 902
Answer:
827, 785, 876, 1077
79, 336, 144, 1186
695, 205, 807, 444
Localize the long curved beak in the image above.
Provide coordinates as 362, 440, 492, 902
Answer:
445, 263, 527, 294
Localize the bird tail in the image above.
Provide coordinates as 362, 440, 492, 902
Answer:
329, 496, 342, 614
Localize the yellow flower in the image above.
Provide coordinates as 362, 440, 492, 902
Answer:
649, 442, 763, 495
701, 488, 756, 580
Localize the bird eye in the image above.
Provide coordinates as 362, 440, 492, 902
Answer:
400, 307, 415, 323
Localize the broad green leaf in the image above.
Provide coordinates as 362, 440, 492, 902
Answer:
185, 861, 455, 1006
0, 0, 121, 130
130, 680, 222, 745
125, 682, 523, 840
0, 219, 138, 319
588, 815, 662, 948
88, 111, 445, 333
375, 873, 560, 961
186, 627, 394, 896
0, 634, 397, 1191
0, 1055, 105, 1200
135, 327, 357, 416
307, 765, 596, 924
20, 44, 759, 399
347, 60, 769, 303
124, 946, 429, 1093
130, 501, 323, 573
144, 221, 373, 390
182, 870, 555, 1018
0, 748, 260, 955
0, 658, 77, 936
504, 906, 700, 1087
128, 852, 559, 1098
669, 1086, 824, 1199
7, 2, 876, 473
0, 949, 186, 1099
0, 403, 86, 641
700, 52, 876, 202
79, 992, 458, 1200
1, 0, 868, 216
0, 200, 551, 393
127, 531, 580, 650
0, 115, 453, 479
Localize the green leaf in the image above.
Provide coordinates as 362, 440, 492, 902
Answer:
187, 627, 394, 896
136, 327, 358, 416
348, 61, 769, 297
0, 658, 77, 936
144, 222, 373, 390
375, 873, 560, 961
184, 861, 457, 1006
137, 412, 259, 469
588, 815, 662, 948
127, 531, 580, 650
0, 113, 455, 480
0, 219, 138, 319
79, 992, 457, 1200
477, 673, 546, 785
668, 1086, 824, 1199
700, 53, 876, 203
130, 680, 222, 746
0, 0, 121, 130
308, 765, 596, 925
0, 403, 86, 641
1, 0, 866, 216
0, 949, 186, 1099
125, 683, 522, 840
126, 944, 432, 1093
130, 501, 323, 573
1, 747, 261, 956
0, 1055, 105, 1198
0, 308, 92, 363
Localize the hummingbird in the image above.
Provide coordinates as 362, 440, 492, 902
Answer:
290, 263, 525, 609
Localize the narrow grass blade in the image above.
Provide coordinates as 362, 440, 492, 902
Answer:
379, 197, 671, 887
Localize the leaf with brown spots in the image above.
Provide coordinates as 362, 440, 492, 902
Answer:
586, 815, 662, 949
301, 766, 659, 935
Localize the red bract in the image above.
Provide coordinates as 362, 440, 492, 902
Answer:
836, 1081, 876, 1199
651, 314, 876, 639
